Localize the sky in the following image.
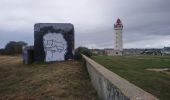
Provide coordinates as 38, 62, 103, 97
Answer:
0, 0, 170, 49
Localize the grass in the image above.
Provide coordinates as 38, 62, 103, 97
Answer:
0, 55, 98, 100
92, 55, 170, 100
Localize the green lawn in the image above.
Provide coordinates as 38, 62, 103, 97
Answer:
92, 55, 170, 100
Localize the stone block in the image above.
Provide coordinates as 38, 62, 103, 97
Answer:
34, 23, 74, 62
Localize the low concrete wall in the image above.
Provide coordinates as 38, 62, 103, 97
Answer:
82, 55, 158, 100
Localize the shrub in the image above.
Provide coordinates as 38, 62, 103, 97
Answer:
5, 41, 27, 55
74, 47, 92, 60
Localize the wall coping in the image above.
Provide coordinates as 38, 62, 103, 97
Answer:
82, 55, 159, 100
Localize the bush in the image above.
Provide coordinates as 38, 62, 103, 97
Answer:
0, 49, 5, 55
4, 41, 27, 55
74, 47, 92, 60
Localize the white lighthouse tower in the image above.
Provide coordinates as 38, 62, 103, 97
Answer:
114, 18, 123, 55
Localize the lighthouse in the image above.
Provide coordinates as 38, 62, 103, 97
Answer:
114, 18, 123, 55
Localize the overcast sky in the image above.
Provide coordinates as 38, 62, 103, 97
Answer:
0, 0, 170, 49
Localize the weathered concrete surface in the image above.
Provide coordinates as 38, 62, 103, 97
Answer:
82, 55, 159, 100
34, 23, 74, 62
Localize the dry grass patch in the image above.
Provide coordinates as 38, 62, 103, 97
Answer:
0, 55, 98, 100
146, 68, 170, 75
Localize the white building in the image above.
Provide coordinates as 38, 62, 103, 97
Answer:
114, 19, 123, 55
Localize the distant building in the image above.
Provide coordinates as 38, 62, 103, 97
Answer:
141, 49, 162, 55
162, 47, 170, 55
124, 48, 162, 55
92, 48, 164, 56
124, 49, 144, 55
93, 19, 124, 56
91, 49, 104, 55
103, 48, 114, 56
114, 18, 123, 55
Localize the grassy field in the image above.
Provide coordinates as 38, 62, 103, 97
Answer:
0, 55, 98, 100
92, 55, 170, 100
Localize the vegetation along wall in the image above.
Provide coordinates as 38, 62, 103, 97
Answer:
82, 55, 158, 100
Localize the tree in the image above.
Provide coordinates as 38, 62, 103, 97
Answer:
5, 41, 27, 54
0, 49, 5, 54
74, 47, 92, 60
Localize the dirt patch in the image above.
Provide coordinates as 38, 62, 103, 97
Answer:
0, 55, 98, 100
146, 68, 170, 75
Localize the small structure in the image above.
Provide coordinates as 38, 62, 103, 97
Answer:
91, 49, 105, 55
22, 46, 34, 64
103, 48, 114, 56
114, 19, 123, 55
124, 48, 145, 55
34, 23, 74, 62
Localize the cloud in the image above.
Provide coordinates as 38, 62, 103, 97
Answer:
0, 0, 170, 48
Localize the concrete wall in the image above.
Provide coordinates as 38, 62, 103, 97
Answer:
34, 23, 74, 62
82, 55, 158, 100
